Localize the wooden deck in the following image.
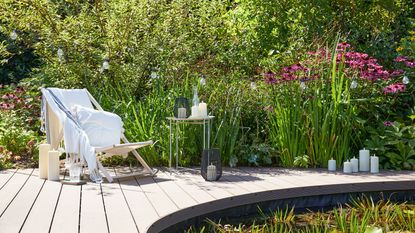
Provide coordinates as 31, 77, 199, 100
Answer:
0, 167, 414, 233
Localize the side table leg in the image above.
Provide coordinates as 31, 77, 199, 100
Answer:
208, 119, 211, 149
169, 119, 172, 168
176, 122, 179, 169
203, 119, 206, 149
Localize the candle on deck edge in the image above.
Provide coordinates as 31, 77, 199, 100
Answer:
48, 150, 60, 181
359, 148, 370, 172
351, 157, 359, 173
370, 155, 379, 173
343, 160, 352, 173
328, 158, 336, 171
39, 144, 51, 179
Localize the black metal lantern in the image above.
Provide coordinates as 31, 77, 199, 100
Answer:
201, 149, 222, 181
173, 97, 191, 118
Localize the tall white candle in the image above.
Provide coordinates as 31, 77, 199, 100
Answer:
191, 105, 200, 117
39, 144, 50, 179
351, 157, 359, 173
328, 158, 336, 171
48, 150, 60, 181
370, 155, 379, 173
198, 102, 208, 117
359, 148, 370, 172
177, 107, 187, 118
343, 160, 352, 173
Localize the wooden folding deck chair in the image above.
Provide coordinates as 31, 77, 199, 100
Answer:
42, 88, 156, 182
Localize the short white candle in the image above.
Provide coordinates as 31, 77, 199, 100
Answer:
207, 163, 216, 181
191, 105, 200, 117
370, 155, 379, 173
198, 102, 208, 117
48, 150, 60, 181
359, 148, 370, 172
351, 157, 359, 173
177, 107, 187, 118
328, 158, 336, 171
343, 160, 352, 173
39, 144, 50, 179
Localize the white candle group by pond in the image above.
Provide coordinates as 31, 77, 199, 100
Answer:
359, 148, 370, 172
339, 148, 380, 174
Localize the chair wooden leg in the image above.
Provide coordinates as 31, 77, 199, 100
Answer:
97, 161, 113, 183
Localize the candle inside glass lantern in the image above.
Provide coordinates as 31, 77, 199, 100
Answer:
207, 163, 217, 181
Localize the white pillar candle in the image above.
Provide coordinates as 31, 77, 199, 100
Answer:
328, 158, 336, 171
48, 150, 60, 181
191, 105, 200, 117
351, 157, 359, 173
370, 155, 379, 173
343, 160, 352, 173
198, 102, 208, 117
39, 144, 51, 179
177, 107, 187, 118
207, 163, 216, 181
359, 148, 370, 172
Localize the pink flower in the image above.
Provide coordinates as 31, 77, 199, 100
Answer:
394, 56, 408, 62
391, 70, 404, 76
263, 71, 277, 84
383, 83, 406, 94
337, 42, 350, 49
405, 60, 415, 68
15, 86, 25, 93
383, 121, 393, 127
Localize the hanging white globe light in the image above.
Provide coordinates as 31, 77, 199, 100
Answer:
350, 80, 358, 89
102, 59, 109, 70
403, 75, 409, 85
57, 48, 64, 61
10, 30, 17, 40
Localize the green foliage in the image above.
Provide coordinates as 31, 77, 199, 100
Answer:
0, 82, 42, 167
201, 196, 415, 232
0, 0, 414, 167
365, 121, 415, 170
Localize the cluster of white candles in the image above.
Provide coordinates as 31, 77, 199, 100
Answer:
328, 148, 379, 174
190, 102, 208, 118
39, 144, 60, 181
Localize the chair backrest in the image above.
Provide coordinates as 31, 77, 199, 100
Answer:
53, 88, 94, 111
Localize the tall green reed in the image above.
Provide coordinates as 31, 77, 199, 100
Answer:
268, 41, 355, 168
269, 82, 307, 167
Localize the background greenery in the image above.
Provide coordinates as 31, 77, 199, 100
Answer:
0, 0, 414, 169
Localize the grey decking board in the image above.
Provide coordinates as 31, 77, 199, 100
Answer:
0, 167, 414, 233
0, 169, 17, 190
20, 179, 62, 233
49, 184, 81, 233
0, 169, 44, 233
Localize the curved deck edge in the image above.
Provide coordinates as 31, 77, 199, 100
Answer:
147, 180, 415, 233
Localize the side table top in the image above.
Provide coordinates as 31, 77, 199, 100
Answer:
166, 116, 215, 121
